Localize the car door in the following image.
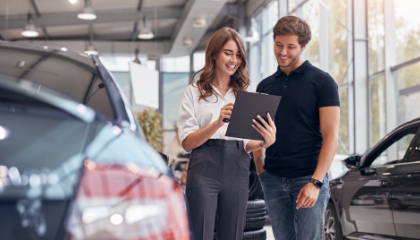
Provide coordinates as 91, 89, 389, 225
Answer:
342, 126, 417, 239
392, 128, 420, 239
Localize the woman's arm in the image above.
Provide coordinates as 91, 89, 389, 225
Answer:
182, 102, 234, 152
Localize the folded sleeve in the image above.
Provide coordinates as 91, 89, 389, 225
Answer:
177, 86, 200, 145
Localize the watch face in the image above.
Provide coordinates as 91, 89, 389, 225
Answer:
311, 179, 323, 188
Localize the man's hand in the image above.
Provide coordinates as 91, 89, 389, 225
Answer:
296, 183, 320, 209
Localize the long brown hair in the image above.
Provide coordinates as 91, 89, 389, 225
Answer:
192, 27, 250, 101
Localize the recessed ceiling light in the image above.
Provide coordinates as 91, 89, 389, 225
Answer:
69, 0, 77, 4
61, 47, 67, 51
193, 17, 207, 28
183, 37, 193, 47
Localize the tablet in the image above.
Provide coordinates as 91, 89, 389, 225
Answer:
225, 91, 281, 140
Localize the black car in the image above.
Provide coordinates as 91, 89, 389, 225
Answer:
327, 118, 420, 240
0, 41, 190, 239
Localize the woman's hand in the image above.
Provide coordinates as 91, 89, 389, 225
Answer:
217, 102, 234, 127
252, 113, 276, 147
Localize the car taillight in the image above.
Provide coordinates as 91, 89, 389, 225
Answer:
66, 160, 190, 240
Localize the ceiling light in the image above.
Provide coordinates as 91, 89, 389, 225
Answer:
69, 0, 77, 4
21, 13, 39, 38
193, 17, 207, 28
0, 125, 10, 140
244, 18, 260, 43
183, 37, 193, 47
138, 27, 154, 39
84, 44, 98, 55
244, 29, 260, 42
61, 47, 67, 51
78, 0, 96, 20
138, 17, 154, 39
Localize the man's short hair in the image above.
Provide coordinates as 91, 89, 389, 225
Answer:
273, 16, 311, 46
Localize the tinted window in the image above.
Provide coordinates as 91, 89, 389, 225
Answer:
0, 44, 115, 119
406, 129, 420, 163
369, 127, 418, 167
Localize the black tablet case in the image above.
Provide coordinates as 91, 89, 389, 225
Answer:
225, 91, 281, 140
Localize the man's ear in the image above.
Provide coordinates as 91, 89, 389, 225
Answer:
300, 44, 306, 53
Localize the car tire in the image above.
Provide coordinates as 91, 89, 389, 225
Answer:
249, 160, 263, 200
249, 171, 263, 200
246, 211, 267, 218
243, 228, 267, 240
247, 200, 266, 210
245, 217, 267, 231
325, 201, 343, 240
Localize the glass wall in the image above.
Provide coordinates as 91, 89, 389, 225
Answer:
338, 87, 349, 154
327, 0, 348, 86
395, 0, 420, 64
302, 0, 320, 67
396, 62, 420, 124
367, 0, 385, 75
369, 75, 386, 147
160, 56, 191, 161
260, 1, 279, 80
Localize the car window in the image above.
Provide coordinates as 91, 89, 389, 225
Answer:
370, 131, 417, 168
0, 45, 115, 119
405, 129, 420, 163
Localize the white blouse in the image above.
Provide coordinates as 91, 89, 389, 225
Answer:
177, 83, 254, 151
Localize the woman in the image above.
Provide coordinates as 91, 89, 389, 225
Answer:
177, 27, 276, 240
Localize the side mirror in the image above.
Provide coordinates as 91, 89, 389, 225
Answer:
158, 152, 169, 165
343, 155, 361, 169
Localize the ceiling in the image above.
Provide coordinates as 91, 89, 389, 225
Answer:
0, 0, 259, 56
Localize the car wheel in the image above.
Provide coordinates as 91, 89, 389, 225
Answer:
324, 202, 343, 240
248, 159, 263, 200
243, 228, 267, 240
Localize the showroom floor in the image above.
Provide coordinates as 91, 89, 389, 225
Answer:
264, 225, 275, 240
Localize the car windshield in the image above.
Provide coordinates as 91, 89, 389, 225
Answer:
0, 43, 115, 119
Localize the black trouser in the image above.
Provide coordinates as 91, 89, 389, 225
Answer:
186, 139, 250, 240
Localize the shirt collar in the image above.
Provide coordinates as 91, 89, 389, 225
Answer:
275, 60, 311, 77
210, 83, 233, 98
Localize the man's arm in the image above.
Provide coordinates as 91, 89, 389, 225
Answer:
296, 106, 339, 209
253, 149, 265, 175
312, 106, 340, 181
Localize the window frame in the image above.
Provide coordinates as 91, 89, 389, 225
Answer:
362, 124, 420, 168
404, 128, 420, 163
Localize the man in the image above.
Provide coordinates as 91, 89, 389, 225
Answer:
254, 16, 340, 240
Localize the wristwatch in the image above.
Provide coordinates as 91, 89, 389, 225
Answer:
309, 178, 323, 188
260, 141, 269, 149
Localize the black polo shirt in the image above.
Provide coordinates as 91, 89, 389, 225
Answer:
257, 60, 340, 178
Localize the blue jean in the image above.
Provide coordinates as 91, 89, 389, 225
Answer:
259, 171, 330, 240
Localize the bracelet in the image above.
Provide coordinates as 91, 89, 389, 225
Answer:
260, 141, 269, 149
